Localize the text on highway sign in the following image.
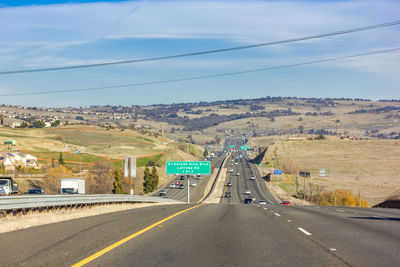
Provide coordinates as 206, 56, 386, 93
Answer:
166, 161, 211, 175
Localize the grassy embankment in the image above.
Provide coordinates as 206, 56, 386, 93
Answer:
0, 126, 204, 193
257, 138, 400, 206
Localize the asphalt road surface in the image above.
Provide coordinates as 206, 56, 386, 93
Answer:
1, 203, 399, 266
1, 147, 399, 266
222, 156, 277, 205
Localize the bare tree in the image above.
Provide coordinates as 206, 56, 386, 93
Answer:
88, 161, 114, 194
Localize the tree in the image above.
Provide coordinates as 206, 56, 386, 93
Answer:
88, 161, 114, 194
151, 167, 159, 191
20, 122, 29, 128
203, 148, 209, 158
51, 120, 61, 127
51, 157, 55, 168
58, 152, 65, 165
143, 167, 153, 193
112, 169, 124, 194
32, 120, 45, 128
0, 115, 3, 126
45, 166, 73, 193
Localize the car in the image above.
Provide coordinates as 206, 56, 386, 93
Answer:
26, 188, 45, 194
244, 190, 251, 195
250, 176, 255, 180
179, 184, 185, 189
180, 175, 185, 180
175, 181, 181, 185
235, 162, 238, 165
227, 182, 232, 187
236, 172, 240, 176
244, 198, 253, 204
159, 190, 166, 196
170, 183, 176, 188
258, 200, 267, 205
225, 191, 231, 198
281, 201, 291, 205
229, 169, 233, 173
196, 174, 202, 179
191, 182, 197, 187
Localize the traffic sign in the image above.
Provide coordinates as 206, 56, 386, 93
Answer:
240, 145, 250, 150
230, 145, 235, 148
273, 169, 282, 175
166, 161, 211, 175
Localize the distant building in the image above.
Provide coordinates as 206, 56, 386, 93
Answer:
0, 152, 38, 169
10, 122, 21, 128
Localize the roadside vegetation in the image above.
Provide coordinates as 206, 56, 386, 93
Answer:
256, 138, 400, 206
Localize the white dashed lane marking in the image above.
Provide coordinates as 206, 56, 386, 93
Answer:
298, 227, 312, 236
274, 213, 281, 217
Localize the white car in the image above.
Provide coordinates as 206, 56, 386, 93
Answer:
245, 190, 251, 195
191, 182, 197, 187
170, 183, 176, 188
250, 176, 255, 180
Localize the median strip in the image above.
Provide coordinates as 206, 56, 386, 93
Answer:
72, 203, 206, 267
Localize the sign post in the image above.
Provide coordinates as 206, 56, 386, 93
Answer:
166, 161, 211, 203
125, 156, 136, 195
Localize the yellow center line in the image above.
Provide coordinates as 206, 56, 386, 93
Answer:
71, 203, 206, 267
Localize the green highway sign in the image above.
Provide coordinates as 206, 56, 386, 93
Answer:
166, 161, 211, 175
230, 145, 235, 148
240, 145, 250, 150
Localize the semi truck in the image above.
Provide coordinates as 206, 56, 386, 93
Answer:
60, 178, 85, 194
0, 177, 19, 194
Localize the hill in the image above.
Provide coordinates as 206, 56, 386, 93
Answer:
255, 138, 400, 206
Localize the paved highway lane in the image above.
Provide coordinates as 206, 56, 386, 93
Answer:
79, 204, 346, 267
154, 157, 225, 203
223, 156, 277, 205
1, 203, 400, 266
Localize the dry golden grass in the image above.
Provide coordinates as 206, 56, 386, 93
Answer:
261, 139, 400, 206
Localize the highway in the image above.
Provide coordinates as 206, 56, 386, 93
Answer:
222, 154, 277, 205
1, 141, 399, 266
154, 157, 225, 203
1, 202, 399, 266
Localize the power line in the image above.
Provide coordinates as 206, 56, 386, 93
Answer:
1, 47, 399, 97
1, 21, 400, 75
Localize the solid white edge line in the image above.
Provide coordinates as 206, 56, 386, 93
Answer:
298, 227, 312, 236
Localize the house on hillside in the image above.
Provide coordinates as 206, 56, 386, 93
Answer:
0, 152, 39, 169
10, 122, 21, 128
0, 153, 14, 170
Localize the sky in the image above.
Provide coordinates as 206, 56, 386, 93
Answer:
0, 0, 399, 107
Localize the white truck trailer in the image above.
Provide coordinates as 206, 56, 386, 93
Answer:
60, 178, 85, 194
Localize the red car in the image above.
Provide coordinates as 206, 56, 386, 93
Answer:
281, 201, 291, 205
175, 181, 181, 185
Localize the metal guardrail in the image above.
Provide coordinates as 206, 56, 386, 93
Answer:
0, 194, 180, 211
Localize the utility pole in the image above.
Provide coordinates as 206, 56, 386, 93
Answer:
331, 169, 333, 183
303, 176, 306, 200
